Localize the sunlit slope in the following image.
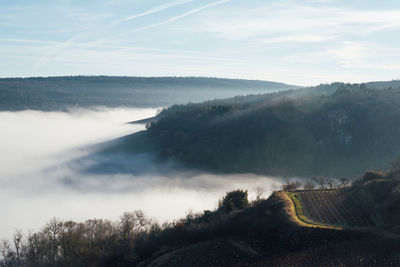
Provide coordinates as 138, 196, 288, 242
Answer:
289, 172, 400, 232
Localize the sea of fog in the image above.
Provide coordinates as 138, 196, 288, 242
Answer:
0, 108, 283, 239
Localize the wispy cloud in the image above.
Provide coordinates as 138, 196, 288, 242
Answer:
117, 0, 231, 35
114, 0, 193, 25
2, 0, 400, 85
196, 3, 400, 41
261, 34, 333, 43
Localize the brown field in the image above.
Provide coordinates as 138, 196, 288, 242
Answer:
293, 188, 378, 228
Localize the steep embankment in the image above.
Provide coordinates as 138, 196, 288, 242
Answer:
286, 172, 400, 234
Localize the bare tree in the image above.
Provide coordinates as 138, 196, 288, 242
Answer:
0, 239, 12, 266
270, 183, 281, 193
43, 218, 63, 264
255, 186, 266, 201
119, 210, 150, 240
339, 177, 350, 187
25, 231, 43, 266
312, 176, 326, 189
303, 180, 315, 190
326, 178, 334, 189
282, 180, 302, 191
13, 230, 23, 265
185, 209, 195, 224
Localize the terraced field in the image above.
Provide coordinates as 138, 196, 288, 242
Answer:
289, 188, 379, 228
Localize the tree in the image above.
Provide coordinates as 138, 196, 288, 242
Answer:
42, 218, 63, 264
255, 186, 266, 202
0, 239, 12, 266
270, 183, 281, 193
339, 177, 350, 187
218, 189, 249, 213
282, 180, 302, 191
326, 178, 334, 189
119, 210, 150, 240
13, 230, 22, 265
303, 180, 315, 190
312, 177, 326, 189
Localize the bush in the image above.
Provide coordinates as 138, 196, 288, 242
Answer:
218, 189, 249, 213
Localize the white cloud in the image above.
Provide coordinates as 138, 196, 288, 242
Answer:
115, 0, 193, 25
326, 41, 371, 66
195, 3, 400, 41
115, 0, 231, 35
261, 34, 333, 43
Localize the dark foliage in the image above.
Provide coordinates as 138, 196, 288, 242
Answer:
139, 83, 400, 178
217, 189, 249, 213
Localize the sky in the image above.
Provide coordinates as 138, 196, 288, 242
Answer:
1, 0, 400, 85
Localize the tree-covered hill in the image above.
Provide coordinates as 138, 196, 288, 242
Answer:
115, 81, 400, 178
0, 76, 297, 111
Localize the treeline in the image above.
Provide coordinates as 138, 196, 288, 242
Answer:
279, 176, 351, 191
2, 170, 400, 266
0, 190, 263, 266
139, 83, 400, 178
0, 76, 295, 111
1, 211, 151, 266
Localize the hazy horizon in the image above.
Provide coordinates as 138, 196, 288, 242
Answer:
2, 0, 400, 85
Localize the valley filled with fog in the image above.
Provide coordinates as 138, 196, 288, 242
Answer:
2, 0, 400, 263
0, 107, 282, 240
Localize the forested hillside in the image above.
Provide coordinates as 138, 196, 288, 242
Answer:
116, 81, 400, 178
0, 76, 296, 111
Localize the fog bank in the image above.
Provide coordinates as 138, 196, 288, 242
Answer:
0, 108, 282, 239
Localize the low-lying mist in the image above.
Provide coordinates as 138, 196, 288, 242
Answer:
0, 108, 283, 240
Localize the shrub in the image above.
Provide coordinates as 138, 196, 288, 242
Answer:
217, 189, 249, 213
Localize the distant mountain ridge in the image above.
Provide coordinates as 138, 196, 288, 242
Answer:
0, 76, 298, 111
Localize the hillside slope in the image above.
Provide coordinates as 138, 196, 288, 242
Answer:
0, 76, 297, 111
288, 171, 400, 234
2, 171, 400, 266
109, 82, 400, 178
138, 174, 400, 266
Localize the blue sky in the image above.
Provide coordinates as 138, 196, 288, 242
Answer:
1, 0, 400, 85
